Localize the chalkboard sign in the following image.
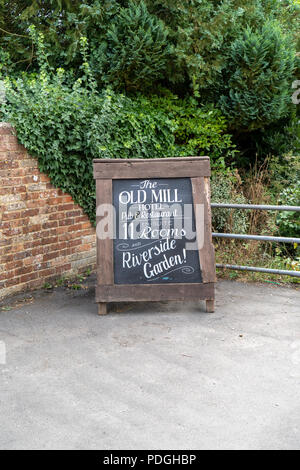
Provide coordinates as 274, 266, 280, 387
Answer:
113, 178, 202, 284
93, 157, 216, 315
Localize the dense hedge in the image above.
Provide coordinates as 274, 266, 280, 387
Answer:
2, 68, 235, 224
219, 22, 296, 131
0, 1, 299, 159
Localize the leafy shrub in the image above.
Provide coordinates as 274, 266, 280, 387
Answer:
219, 22, 296, 132
86, 90, 177, 159
252, 113, 300, 160
3, 68, 236, 224
147, 92, 237, 167
211, 174, 249, 234
0, 29, 240, 227
1, 1, 299, 159
269, 153, 300, 194
146, 0, 299, 96
276, 184, 300, 239
90, 1, 172, 91
2, 75, 178, 224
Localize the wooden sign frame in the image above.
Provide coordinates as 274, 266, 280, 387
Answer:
93, 157, 216, 315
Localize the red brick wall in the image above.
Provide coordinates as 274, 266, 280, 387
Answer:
0, 123, 96, 300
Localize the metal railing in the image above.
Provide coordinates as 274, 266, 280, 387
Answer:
211, 203, 300, 278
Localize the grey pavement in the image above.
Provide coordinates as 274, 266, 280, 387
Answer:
0, 279, 299, 450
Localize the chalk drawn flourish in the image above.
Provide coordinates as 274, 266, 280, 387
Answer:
148, 266, 195, 282
116, 240, 161, 252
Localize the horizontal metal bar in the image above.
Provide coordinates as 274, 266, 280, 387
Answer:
211, 203, 300, 212
213, 233, 300, 244
216, 263, 300, 278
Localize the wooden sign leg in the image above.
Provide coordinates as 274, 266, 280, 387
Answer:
96, 178, 113, 317
206, 299, 215, 313
98, 303, 107, 316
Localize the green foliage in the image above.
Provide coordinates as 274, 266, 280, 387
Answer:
90, 1, 172, 91
2, 33, 235, 225
276, 184, 300, 239
2, 76, 177, 223
0, 0, 299, 164
255, 113, 300, 159
146, 0, 299, 96
0, 0, 84, 70
0, 47, 11, 75
2, 75, 234, 224
219, 22, 296, 132
269, 154, 300, 194
3, 76, 96, 223
148, 92, 237, 167
211, 174, 249, 234
88, 90, 236, 164
173, 103, 236, 167
87, 90, 177, 160
1, 1, 298, 92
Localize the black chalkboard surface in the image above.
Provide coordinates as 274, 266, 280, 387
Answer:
113, 178, 202, 284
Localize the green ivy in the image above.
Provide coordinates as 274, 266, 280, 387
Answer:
2, 79, 174, 224
1, 35, 236, 225
2, 76, 236, 224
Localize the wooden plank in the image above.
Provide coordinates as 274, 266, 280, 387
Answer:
93, 157, 211, 180
192, 177, 216, 284
206, 300, 215, 313
96, 283, 215, 303
94, 157, 209, 164
98, 303, 108, 315
96, 179, 113, 287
